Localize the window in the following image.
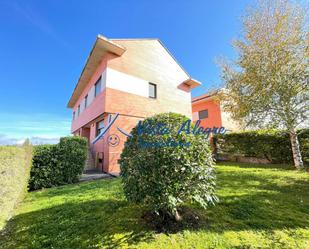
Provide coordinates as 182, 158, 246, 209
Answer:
95, 76, 102, 97
77, 105, 80, 116
73, 111, 75, 120
149, 83, 157, 98
96, 120, 105, 136
198, 110, 208, 119
84, 95, 88, 109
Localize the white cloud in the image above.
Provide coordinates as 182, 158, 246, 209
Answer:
0, 113, 71, 145
0, 135, 21, 145
0, 134, 60, 145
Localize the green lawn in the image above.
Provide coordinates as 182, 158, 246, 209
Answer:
1, 163, 308, 249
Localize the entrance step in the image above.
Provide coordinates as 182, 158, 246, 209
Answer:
84, 147, 96, 171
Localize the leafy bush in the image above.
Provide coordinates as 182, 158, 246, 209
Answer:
58, 136, 89, 183
214, 129, 309, 164
29, 145, 59, 190
0, 143, 32, 230
29, 136, 87, 191
119, 113, 217, 220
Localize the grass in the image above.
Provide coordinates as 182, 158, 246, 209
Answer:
0, 162, 308, 249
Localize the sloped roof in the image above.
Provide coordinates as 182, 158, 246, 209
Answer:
67, 35, 126, 108
192, 90, 220, 103
67, 35, 201, 108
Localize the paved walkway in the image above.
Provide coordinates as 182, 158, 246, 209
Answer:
79, 170, 112, 182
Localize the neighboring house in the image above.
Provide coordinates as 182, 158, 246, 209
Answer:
192, 91, 240, 132
67, 35, 200, 174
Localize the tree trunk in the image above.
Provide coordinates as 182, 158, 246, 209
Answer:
289, 130, 304, 169
174, 209, 182, 222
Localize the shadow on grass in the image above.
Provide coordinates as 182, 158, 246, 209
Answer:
217, 161, 297, 170
0, 199, 152, 249
1, 167, 308, 248
204, 168, 309, 232
204, 190, 309, 233
29, 178, 121, 198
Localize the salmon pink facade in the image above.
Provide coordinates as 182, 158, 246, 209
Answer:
68, 35, 200, 174
192, 92, 240, 132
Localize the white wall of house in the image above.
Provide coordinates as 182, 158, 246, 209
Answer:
105, 68, 149, 97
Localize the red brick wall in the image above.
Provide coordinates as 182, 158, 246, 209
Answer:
105, 87, 190, 117
103, 114, 142, 173
103, 87, 192, 173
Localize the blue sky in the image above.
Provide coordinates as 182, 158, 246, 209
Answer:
0, 0, 253, 144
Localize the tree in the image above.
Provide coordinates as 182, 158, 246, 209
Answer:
119, 113, 218, 221
219, 0, 309, 169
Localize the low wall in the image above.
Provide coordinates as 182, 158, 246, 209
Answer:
216, 153, 271, 164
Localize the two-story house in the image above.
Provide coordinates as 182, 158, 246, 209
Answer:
67, 35, 200, 174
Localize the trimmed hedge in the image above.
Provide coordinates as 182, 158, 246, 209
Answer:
0, 143, 32, 230
213, 129, 309, 164
29, 136, 87, 191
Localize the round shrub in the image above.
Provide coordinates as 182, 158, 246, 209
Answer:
119, 113, 218, 220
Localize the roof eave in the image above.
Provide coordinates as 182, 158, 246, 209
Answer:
180, 78, 202, 90
192, 90, 221, 103
67, 35, 126, 108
